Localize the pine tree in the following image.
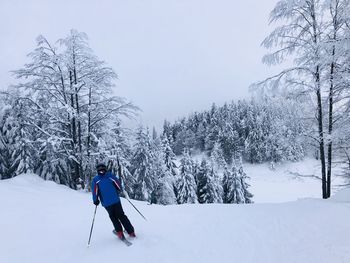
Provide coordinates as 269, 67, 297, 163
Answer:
222, 165, 234, 203
224, 163, 244, 204
237, 158, 253, 203
204, 104, 220, 152
209, 165, 223, 203
115, 157, 135, 198
130, 127, 155, 201
162, 136, 178, 176
210, 141, 226, 170
150, 139, 176, 205
222, 159, 253, 204
0, 104, 21, 179
176, 149, 197, 204
0, 93, 33, 179
196, 159, 218, 204
244, 104, 268, 163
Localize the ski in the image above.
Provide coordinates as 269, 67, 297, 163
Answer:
112, 230, 132, 246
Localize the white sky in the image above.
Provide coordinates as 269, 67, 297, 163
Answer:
0, 0, 280, 129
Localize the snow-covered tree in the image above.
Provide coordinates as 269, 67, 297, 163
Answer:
152, 176, 177, 205
321, 0, 350, 197
114, 156, 135, 197
222, 158, 253, 204
237, 158, 253, 203
130, 127, 155, 201
222, 165, 232, 203
164, 98, 307, 166
150, 138, 176, 205
196, 159, 221, 204
0, 99, 22, 179
209, 165, 223, 203
176, 149, 197, 204
162, 136, 178, 176
255, 0, 325, 194
210, 141, 226, 169
10, 30, 137, 189
0, 91, 35, 179
256, 0, 350, 198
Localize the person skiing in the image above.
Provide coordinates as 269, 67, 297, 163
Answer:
91, 163, 136, 240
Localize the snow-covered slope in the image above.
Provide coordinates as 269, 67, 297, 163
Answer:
1, 174, 350, 263
247, 158, 347, 203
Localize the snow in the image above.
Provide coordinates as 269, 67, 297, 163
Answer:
246, 158, 345, 203
331, 187, 350, 202
1, 173, 350, 263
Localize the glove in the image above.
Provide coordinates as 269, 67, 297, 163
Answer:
94, 199, 100, 206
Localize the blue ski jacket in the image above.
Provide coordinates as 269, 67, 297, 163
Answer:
91, 171, 122, 207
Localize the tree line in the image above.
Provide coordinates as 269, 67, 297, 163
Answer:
3, 6, 349, 202
162, 98, 308, 165
0, 30, 252, 205
121, 127, 253, 205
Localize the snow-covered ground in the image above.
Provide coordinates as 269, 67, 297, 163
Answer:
1, 170, 350, 263
247, 158, 348, 203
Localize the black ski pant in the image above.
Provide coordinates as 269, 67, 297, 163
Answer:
105, 202, 134, 234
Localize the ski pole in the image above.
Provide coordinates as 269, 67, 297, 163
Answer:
124, 192, 147, 221
87, 205, 98, 247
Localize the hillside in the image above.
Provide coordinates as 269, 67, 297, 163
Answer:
1, 173, 350, 263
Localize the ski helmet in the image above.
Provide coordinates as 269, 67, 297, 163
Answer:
96, 163, 107, 173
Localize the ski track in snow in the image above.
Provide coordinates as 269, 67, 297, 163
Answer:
1, 172, 350, 263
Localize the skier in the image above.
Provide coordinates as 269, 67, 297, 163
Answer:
91, 163, 136, 240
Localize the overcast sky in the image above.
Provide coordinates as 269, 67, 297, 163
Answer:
0, 0, 280, 129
